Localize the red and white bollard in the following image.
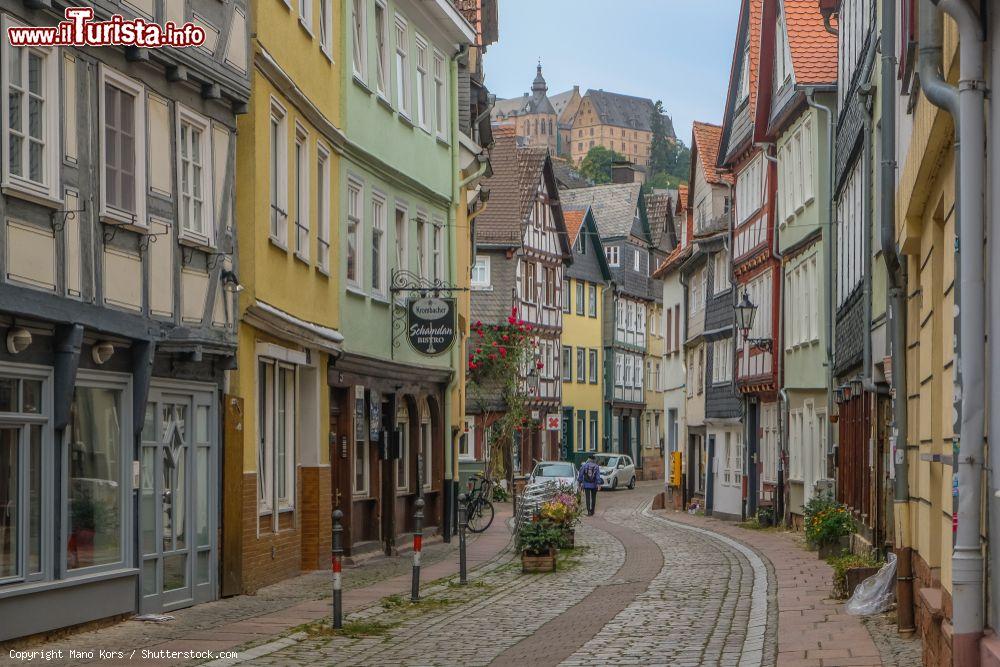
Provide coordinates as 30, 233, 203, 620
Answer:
411, 498, 424, 601
332, 509, 344, 628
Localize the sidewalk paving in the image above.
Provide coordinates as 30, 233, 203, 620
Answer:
654, 509, 921, 667
3, 505, 513, 667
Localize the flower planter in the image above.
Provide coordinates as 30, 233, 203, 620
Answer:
845, 566, 881, 597
522, 548, 557, 573
818, 536, 850, 560
561, 529, 575, 549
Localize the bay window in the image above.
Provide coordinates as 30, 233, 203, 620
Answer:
2, 20, 60, 202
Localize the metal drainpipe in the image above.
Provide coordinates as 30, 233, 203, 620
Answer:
857, 84, 875, 395
989, 0, 1000, 636
878, 0, 914, 634
930, 1, 987, 661
805, 91, 836, 486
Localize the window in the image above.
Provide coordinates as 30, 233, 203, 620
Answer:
712, 339, 732, 384
0, 373, 48, 582
460, 418, 475, 461
2, 18, 60, 201
319, 0, 333, 55
837, 160, 864, 306
570, 348, 582, 384
697, 347, 704, 394
774, 14, 793, 86
432, 223, 444, 282
587, 349, 598, 384
577, 411, 586, 452
543, 266, 556, 306
294, 126, 310, 260
713, 249, 729, 294
633, 247, 646, 272
738, 37, 750, 102
317, 144, 331, 272
433, 51, 447, 139
258, 361, 296, 513
346, 179, 362, 287
666, 308, 673, 352
374, 2, 388, 95
736, 154, 763, 225
562, 346, 572, 381
415, 37, 429, 128
298, 0, 312, 31
100, 67, 146, 226
396, 407, 409, 491
589, 284, 598, 317
690, 268, 704, 314
605, 245, 620, 267
269, 101, 289, 244
589, 412, 598, 450
352, 0, 367, 80
372, 194, 387, 295
574, 281, 584, 315
523, 261, 536, 303
416, 217, 427, 278
394, 17, 410, 116
395, 203, 410, 271
563, 279, 572, 313
419, 406, 432, 491
177, 106, 213, 243
471, 255, 490, 289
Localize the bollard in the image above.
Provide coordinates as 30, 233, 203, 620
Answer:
332, 509, 344, 629
457, 493, 468, 585
411, 498, 424, 602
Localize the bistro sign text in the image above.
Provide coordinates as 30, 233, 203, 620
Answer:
407, 297, 456, 355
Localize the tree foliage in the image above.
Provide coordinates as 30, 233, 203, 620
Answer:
649, 100, 691, 187
578, 145, 625, 185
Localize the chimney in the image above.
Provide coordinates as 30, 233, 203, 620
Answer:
573, 85, 580, 94
612, 160, 637, 184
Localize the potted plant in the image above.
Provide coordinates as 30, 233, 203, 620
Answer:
540, 490, 582, 549
804, 496, 855, 559
517, 519, 563, 572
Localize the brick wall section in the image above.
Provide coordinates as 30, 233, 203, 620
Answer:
912, 550, 952, 667
240, 470, 306, 594
299, 466, 332, 571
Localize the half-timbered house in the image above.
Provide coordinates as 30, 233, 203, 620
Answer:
0, 0, 250, 640
467, 128, 571, 476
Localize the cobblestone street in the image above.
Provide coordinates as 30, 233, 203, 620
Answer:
4, 482, 923, 667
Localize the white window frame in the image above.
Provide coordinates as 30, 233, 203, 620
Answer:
352, 0, 368, 82
471, 255, 490, 289
432, 220, 444, 282
736, 154, 763, 225
374, 1, 389, 97
298, 0, 312, 32
319, 0, 333, 58
433, 50, 448, 140
294, 123, 310, 261
394, 16, 410, 117
258, 358, 297, 515
460, 418, 476, 462
414, 35, 429, 130
1, 18, 60, 204
416, 214, 428, 278
269, 99, 289, 247
713, 249, 730, 294
372, 192, 388, 297
175, 104, 214, 246
562, 345, 572, 382
99, 65, 147, 228
605, 245, 620, 267
395, 202, 409, 274
316, 142, 332, 273
396, 408, 410, 491
712, 339, 732, 385
346, 177, 363, 288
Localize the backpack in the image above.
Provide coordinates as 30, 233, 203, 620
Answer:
583, 463, 598, 484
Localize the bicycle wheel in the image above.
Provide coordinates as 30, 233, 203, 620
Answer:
467, 499, 495, 533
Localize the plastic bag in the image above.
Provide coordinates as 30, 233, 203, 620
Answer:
845, 552, 897, 615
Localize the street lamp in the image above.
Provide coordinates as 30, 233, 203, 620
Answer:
735, 290, 772, 352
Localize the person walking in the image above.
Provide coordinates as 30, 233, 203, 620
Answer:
578, 454, 603, 516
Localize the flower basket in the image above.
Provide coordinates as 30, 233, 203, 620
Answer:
522, 547, 557, 573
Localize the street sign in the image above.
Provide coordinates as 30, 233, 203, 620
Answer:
406, 297, 457, 355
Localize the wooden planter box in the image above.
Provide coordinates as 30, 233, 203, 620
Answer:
522, 548, 557, 573
845, 566, 881, 597
562, 529, 575, 549
818, 536, 851, 560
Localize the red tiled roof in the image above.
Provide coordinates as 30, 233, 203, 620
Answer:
692, 122, 732, 187
748, 0, 763, 116
563, 208, 586, 244
675, 184, 688, 213
784, 0, 838, 85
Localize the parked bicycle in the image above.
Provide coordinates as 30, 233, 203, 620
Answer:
464, 473, 496, 533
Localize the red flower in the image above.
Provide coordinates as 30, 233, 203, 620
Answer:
536, 361, 544, 369
502, 335, 509, 342
499, 347, 508, 357
489, 353, 497, 360
469, 362, 477, 370
474, 320, 482, 328
507, 316, 517, 324
476, 348, 482, 354
492, 341, 498, 347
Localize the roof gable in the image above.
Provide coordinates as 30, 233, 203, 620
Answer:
559, 182, 645, 241
717, 0, 763, 167
691, 122, 732, 187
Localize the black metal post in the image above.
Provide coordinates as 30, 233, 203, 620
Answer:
332, 509, 344, 629
457, 493, 468, 585
411, 498, 424, 601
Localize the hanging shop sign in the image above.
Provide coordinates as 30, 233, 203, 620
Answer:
406, 297, 457, 355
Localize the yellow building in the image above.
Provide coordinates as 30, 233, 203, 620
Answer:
643, 301, 666, 480
894, 8, 958, 663
566, 90, 672, 169
223, 0, 344, 594
560, 207, 612, 458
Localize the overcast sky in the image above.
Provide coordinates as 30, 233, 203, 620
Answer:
483, 0, 741, 145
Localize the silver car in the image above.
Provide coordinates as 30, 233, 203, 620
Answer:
528, 461, 579, 493
595, 454, 636, 491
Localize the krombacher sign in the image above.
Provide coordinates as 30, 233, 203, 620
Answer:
407, 297, 457, 355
